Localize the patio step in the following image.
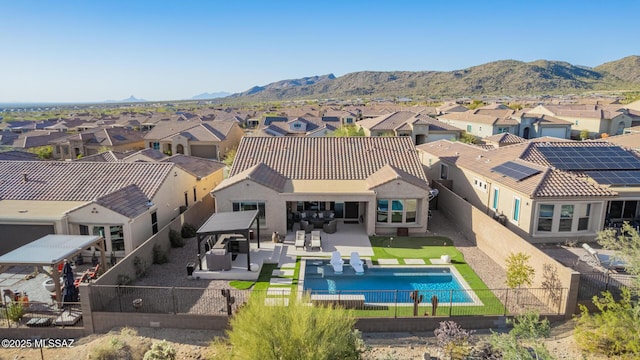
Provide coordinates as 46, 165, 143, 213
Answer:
266, 244, 283, 264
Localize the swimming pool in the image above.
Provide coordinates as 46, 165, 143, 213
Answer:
300, 260, 480, 305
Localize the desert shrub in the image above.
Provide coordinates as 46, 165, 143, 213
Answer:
3, 302, 25, 322
211, 293, 364, 359
488, 312, 553, 360
181, 223, 197, 238
169, 229, 185, 248
152, 244, 168, 264
509, 311, 551, 340
143, 340, 176, 360
133, 256, 147, 278
574, 289, 640, 358
89, 328, 150, 360
434, 321, 474, 360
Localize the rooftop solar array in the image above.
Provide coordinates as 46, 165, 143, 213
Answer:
537, 146, 640, 170
585, 171, 640, 186
491, 161, 541, 181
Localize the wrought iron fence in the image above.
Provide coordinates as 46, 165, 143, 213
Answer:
1, 301, 82, 329
89, 285, 565, 317
578, 272, 636, 301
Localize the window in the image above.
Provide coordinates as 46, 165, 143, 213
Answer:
377, 199, 388, 222
293, 123, 301, 128
110, 225, 125, 251
151, 211, 158, 234
497, 127, 508, 133
492, 188, 499, 210
608, 200, 639, 220
537, 204, 554, 232
440, 164, 449, 180
578, 204, 590, 231
345, 118, 353, 124
391, 200, 403, 223
151, 142, 160, 150
474, 178, 487, 192
512, 197, 521, 222
405, 199, 417, 223
377, 199, 418, 224
466, 125, 472, 132
184, 192, 188, 207
79, 225, 89, 235
232, 201, 266, 225
92, 226, 107, 252
559, 205, 574, 232
193, 188, 197, 202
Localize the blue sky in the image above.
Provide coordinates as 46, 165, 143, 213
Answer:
1, 0, 638, 102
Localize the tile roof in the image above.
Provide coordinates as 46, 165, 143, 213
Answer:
438, 111, 500, 125
95, 184, 150, 218
217, 163, 288, 192
417, 139, 617, 198
366, 164, 430, 190
0, 150, 40, 161
144, 120, 235, 141
484, 133, 526, 144
123, 148, 168, 161
472, 109, 515, 119
600, 132, 640, 150
74, 151, 125, 162
231, 137, 427, 181
161, 154, 225, 177
0, 161, 174, 201
520, 113, 572, 125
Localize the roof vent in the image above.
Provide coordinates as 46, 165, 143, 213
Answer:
477, 155, 483, 159
22, 173, 28, 182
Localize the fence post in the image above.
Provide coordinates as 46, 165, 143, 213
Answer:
171, 287, 176, 314
394, 290, 398, 318
117, 286, 122, 312
557, 288, 564, 315
448, 290, 453, 317
504, 288, 508, 316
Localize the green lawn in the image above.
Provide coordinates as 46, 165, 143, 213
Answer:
369, 236, 463, 264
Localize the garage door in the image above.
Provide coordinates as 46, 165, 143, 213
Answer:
0, 224, 55, 255
540, 128, 567, 139
190, 145, 218, 159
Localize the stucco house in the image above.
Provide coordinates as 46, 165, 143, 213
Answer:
418, 138, 640, 243
528, 104, 635, 138
437, 111, 520, 139
0, 159, 224, 258
144, 119, 243, 160
212, 137, 432, 237
356, 111, 462, 145
257, 116, 339, 137
49, 127, 146, 160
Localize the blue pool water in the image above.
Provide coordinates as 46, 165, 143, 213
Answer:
302, 260, 473, 303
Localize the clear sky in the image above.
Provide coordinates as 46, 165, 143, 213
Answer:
1, 0, 638, 103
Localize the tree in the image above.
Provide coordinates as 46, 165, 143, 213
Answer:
597, 222, 640, 292
330, 125, 365, 137
467, 100, 485, 110
223, 148, 237, 168
579, 129, 589, 140
212, 293, 365, 359
28, 145, 53, 159
459, 132, 478, 144
505, 252, 535, 290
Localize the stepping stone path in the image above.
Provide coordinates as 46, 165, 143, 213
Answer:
377, 258, 399, 265
267, 287, 291, 296
404, 259, 426, 265
272, 269, 294, 277
269, 277, 293, 286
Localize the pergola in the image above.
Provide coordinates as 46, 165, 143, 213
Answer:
196, 210, 260, 271
0, 234, 107, 307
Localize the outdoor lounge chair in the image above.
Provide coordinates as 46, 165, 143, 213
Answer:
295, 231, 306, 249
350, 252, 364, 274
310, 230, 322, 251
300, 220, 314, 233
323, 219, 337, 234
330, 251, 344, 273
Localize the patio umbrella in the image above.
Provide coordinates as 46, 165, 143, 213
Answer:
62, 260, 79, 305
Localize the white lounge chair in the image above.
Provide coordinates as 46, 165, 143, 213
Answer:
310, 230, 322, 251
295, 231, 306, 249
350, 252, 364, 274
330, 251, 344, 273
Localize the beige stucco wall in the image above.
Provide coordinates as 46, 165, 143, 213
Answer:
371, 179, 429, 235
440, 118, 496, 138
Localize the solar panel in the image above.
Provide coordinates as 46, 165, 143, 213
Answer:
538, 146, 640, 170
491, 161, 541, 181
585, 171, 640, 186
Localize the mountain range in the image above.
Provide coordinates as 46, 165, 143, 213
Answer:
105, 95, 147, 103
225, 56, 640, 101
191, 92, 231, 100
